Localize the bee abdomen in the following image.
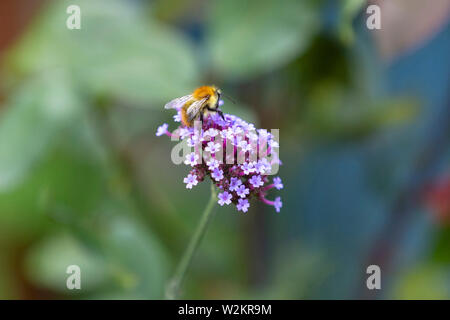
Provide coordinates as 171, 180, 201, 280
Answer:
180, 100, 195, 127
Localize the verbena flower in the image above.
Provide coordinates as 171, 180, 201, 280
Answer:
236, 185, 250, 198
229, 177, 242, 192
206, 158, 220, 170
273, 177, 284, 190
274, 197, 283, 212
183, 173, 198, 189
249, 175, 264, 188
218, 191, 232, 206
211, 168, 224, 181
236, 198, 250, 213
184, 152, 199, 166
156, 102, 283, 213
241, 162, 255, 175
205, 141, 221, 154
156, 123, 169, 137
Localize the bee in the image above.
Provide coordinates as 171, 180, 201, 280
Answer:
164, 85, 225, 127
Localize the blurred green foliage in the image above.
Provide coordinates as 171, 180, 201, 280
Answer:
207, 0, 319, 79
0, 0, 446, 300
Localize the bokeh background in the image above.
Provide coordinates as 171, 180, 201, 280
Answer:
0, 0, 449, 299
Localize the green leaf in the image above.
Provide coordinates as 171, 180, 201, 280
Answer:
251, 247, 327, 299
25, 233, 108, 293
8, 0, 200, 106
207, 0, 319, 80
302, 81, 418, 140
338, 0, 366, 44
0, 71, 82, 191
393, 264, 450, 299
432, 227, 450, 264
101, 213, 168, 299
0, 253, 20, 299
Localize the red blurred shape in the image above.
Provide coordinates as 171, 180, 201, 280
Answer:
425, 175, 450, 225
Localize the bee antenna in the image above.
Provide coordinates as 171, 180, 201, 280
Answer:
223, 93, 236, 104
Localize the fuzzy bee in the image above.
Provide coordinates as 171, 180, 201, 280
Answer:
164, 85, 225, 127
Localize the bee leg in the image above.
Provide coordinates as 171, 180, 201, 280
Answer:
218, 110, 225, 120
200, 112, 204, 123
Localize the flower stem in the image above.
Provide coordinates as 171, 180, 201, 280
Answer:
165, 182, 217, 299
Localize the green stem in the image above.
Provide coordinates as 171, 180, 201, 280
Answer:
165, 182, 217, 299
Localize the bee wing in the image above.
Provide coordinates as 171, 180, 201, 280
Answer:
164, 94, 193, 110
186, 98, 208, 122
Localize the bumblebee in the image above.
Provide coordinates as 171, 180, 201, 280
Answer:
164, 85, 224, 127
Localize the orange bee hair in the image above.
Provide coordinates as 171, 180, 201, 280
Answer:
181, 86, 218, 127
192, 86, 216, 99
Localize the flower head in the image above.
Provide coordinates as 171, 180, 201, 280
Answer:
236, 185, 250, 198
238, 140, 252, 152
249, 175, 264, 188
204, 128, 219, 137
236, 199, 250, 213
184, 152, 199, 167
241, 162, 255, 175
218, 191, 232, 206
206, 158, 220, 171
274, 197, 282, 212
183, 173, 198, 189
273, 177, 283, 190
205, 141, 221, 154
211, 168, 224, 181
253, 161, 267, 175
157, 99, 283, 213
229, 177, 243, 192
156, 123, 168, 136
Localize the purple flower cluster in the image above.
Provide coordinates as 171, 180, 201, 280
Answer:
156, 105, 283, 213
